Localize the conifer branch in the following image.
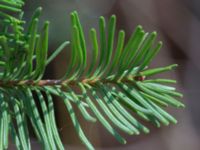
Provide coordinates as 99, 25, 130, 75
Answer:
0, 1, 184, 149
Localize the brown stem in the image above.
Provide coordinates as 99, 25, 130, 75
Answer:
0, 75, 145, 87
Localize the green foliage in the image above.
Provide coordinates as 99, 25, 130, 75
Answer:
0, 0, 184, 149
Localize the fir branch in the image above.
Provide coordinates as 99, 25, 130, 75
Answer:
0, 1, 185, 150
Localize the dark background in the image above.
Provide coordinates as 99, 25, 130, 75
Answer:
15, 0, 200, 149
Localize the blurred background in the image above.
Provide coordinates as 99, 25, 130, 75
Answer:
14, 0, 200, 149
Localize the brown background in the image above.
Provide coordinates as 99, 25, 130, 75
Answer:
11, 0, 200, 149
